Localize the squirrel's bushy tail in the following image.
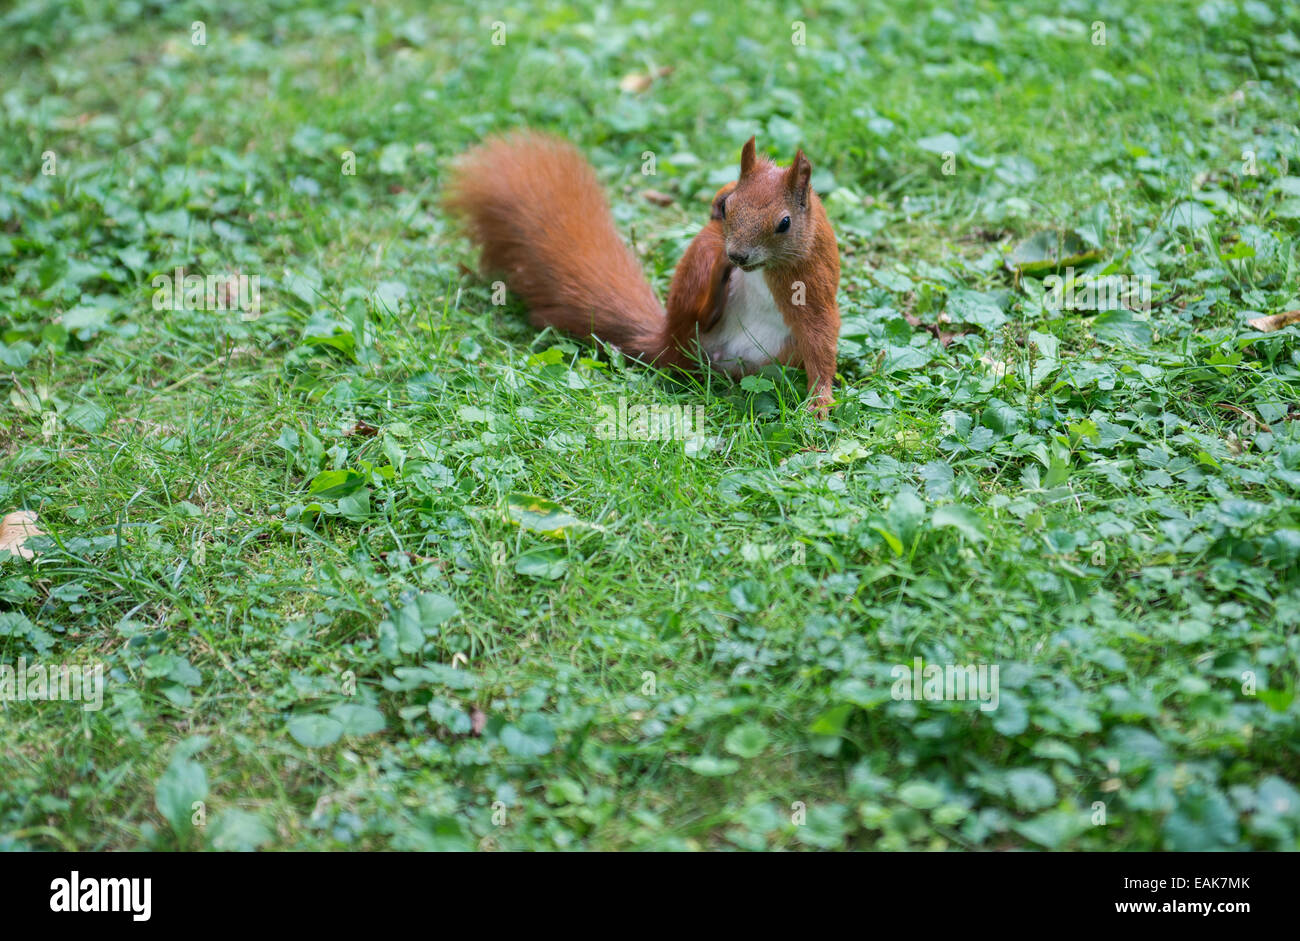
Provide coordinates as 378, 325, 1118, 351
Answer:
444, 131, 672, 363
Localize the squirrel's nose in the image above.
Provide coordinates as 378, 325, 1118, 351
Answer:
727, 250, 750, 266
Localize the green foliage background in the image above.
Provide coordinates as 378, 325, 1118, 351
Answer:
1, 0, 1298, 849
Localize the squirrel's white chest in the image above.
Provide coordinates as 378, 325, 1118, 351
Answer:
700, 268, 792, 376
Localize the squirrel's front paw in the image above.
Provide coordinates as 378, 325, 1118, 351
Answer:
808, 388, 833, 418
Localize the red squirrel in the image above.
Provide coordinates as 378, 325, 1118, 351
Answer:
444, 132, 840, 411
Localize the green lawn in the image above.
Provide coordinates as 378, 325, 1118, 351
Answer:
2, 0, 1299, 851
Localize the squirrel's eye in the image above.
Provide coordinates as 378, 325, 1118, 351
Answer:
719, 198, 727, 219
776, 215, 791, 233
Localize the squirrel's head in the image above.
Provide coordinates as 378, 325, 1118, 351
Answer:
712, 136, 815, 272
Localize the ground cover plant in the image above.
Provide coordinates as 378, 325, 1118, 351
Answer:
1, 0, 1299, 850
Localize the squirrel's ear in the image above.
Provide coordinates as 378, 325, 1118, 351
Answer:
740, 137, 757, 177
786, 149, 812, 206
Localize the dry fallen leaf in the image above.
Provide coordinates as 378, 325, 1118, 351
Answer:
344, 419, 380, 438
641, 189, 674, 207
905, 311, 964, 348
618, 65, 673, 93
1246, 310, 1300, 332
619, 72, 653, 93
0, 510, 44, 560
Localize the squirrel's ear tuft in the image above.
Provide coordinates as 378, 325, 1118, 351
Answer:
786, 149, 812, 206
740, 137, 757, 177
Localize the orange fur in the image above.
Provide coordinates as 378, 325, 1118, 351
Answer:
664, 185, 736, 362
444, 132, 840, 408
443, 131, 667, 361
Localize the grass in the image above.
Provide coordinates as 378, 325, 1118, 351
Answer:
1, 0, 1299, 851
